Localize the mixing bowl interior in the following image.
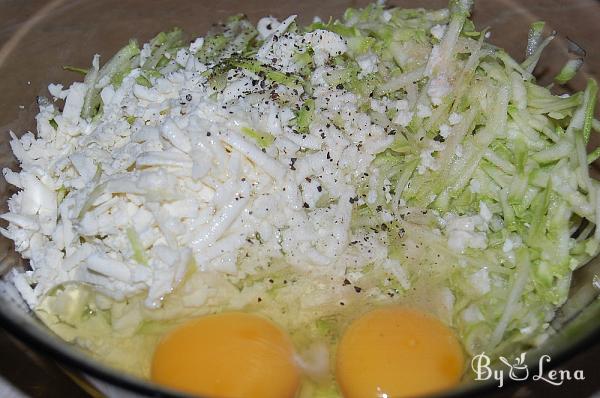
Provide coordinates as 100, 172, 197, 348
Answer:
0, 1, 599, 397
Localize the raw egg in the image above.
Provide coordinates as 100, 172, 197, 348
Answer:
151, 312, 300, 398
336, 306, 464, 398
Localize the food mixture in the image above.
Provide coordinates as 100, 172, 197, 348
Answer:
2, 0, 599, 397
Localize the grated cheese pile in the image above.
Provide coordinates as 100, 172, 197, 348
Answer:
2, 16, 397, 309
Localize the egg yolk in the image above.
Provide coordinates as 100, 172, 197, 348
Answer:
336, 306, 464, 398
151, 312, 300, 398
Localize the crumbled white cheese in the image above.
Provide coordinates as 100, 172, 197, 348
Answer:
427, 74, 451, 106
469, 268, 490, 295
189, 37, 204, 53
175, 48, 190, 67
257, 16, 282, 39
382, 10, 392, 22
439, 124, 451, 138
48, 83, 67, 99
356, 52, 379, 76
470, 178, 481, 193
392, 99, 413, 126
393, 110, 414, 127
479, 201, 492, 223
503, 239, 514, 253
455, 144, 463, 158
416, 104, 432, 118
449, 112, 463, 125
430, 24, 447, 40
417, 140, 445, 174
502, 235, 522, 253
417, 150, 436, 175
448, 230, 487, 252
257, 31, 303, 73
370, 99, 387, 114
462, 304, 484, 323
444, 213, 489, 252
305, 30, 348, 66
62, 83, 87, 122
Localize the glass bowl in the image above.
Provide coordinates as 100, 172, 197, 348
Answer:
0, 1, 599, 397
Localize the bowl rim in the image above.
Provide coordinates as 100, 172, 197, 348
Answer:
1, 298, 599, 398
